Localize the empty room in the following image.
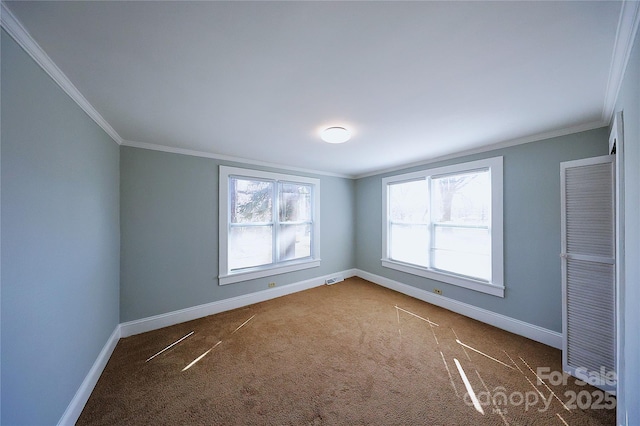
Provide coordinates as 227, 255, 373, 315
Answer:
1, 1, 639, 425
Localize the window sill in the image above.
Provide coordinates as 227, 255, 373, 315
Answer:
219, 259, 321, 285
381, 259, 504, 297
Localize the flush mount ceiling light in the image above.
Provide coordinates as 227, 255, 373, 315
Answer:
321, 126, 351, 144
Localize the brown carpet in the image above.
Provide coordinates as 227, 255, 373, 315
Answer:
78, 278, 615, 425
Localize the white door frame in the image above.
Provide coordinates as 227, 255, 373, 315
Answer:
610, 111, 625, 403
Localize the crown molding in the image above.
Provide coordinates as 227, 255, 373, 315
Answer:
1, 1, 123, 145
354, 120, 607, 179
602, 0, 640, 123
124, 118, 606, 181
121, 140, 353, 179
0, 0, 624, 178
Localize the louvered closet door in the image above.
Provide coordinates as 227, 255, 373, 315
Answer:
561, 155, 615, 394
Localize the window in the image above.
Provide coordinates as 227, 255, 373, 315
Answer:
219, 166, 320, 285
382, 157, 504, 297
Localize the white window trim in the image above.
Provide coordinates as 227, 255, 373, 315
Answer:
219, 166, 321, 285
381, 157, 504, 297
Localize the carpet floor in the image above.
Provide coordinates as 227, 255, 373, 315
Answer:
78, 277, 615, 425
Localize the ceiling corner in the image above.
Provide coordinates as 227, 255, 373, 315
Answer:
601, 0, 640, 124
1, 1, 123, 145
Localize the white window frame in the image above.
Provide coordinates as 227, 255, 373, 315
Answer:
381, 157, 504, 297
219, 166, 321, 285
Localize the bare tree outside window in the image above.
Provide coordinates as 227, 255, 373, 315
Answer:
436, 174, 477, 222
387, 169, 491, 280
229, 178, 274, 270
228, 178, 312, 271
431, 170, 491, 280
382, 157, 502, 295
231, 179, 272, 223
279, 183, 312, 260
220, 166, 321, 285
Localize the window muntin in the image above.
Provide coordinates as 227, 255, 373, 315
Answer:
220, 167, 320, 285
382, 157, 503, 297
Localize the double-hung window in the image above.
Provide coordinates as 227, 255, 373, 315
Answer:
219, 166, 320, 285
382, 157, 504, 297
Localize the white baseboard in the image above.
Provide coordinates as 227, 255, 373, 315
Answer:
57, 325, 121, 426
60, 266, 560, 425
355, 269, 562, 349
58, 269, 357, 425
120, 269, 358, 337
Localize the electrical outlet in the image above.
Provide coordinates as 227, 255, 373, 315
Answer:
268, 282, 276, 288
434, 288, 442, 295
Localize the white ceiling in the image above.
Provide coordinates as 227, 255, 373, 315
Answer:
3, 1, 626, 177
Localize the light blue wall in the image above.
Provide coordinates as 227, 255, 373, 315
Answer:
120, 146, 355, 322
1, 30, 120, 425
355, 128, 608, 332
613, 26, 640, 426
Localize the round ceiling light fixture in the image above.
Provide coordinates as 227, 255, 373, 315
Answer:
321, 126, 351, 144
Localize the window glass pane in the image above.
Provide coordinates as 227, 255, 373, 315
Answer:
389, 180, 428, 222
431, 170, 490, 225
279, 183, 312, 222
432, 226, 490, 280
390, 224, 429, 267
229, 226, 273, 270
381, 157, 502, 295
279, 224, 311, 261
230, 178, 273, 223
